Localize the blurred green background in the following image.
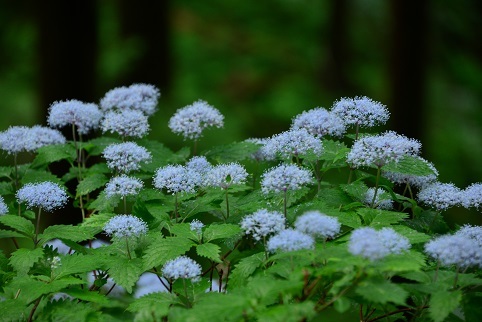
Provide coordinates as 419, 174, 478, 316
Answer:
0, 0, 481, 225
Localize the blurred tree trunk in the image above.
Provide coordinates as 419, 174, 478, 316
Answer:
35, 0, 98, 120
118, 0, 172, 94
388, 0, 428, 141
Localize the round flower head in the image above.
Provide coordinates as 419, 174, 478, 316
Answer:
168, 100, 224, 140
424, 234, 482, 268
417, 182, 462, 211
262, 128, 323, 160
291, 107, 346, 138
103, 214, 148, 238
48, 99, 102, 135
245, 138, 271, 162
331, 96, 389, 128
347, 131, 421, 168
0, 196, 8, 215
261, 164, 313, 194
364, 187, 394, 210
0, 126, 33, 154
294, 211, 341, 239
267, 229, 315, 253
348, 227, 410, 261
100, 83, 160, 116
241, 209, 285, 241
203, 163, 248, 189
153, 165, 202, 194
103, 142, 152, 174
455, 225, 482, 247
16, 181, 68, 212
29, 126, 66, 151
101, 110, 150, 138
461, 183, 482, 209
162, 255, 202, 281
190, 219, 204, 235
105, 175, 144, 198
382, 157, 438, 189
186, 156, 212, 176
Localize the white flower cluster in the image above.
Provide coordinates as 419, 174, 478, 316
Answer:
101, 109, 150, 138
347, 131, 421, 168
203, 162, 248, 189
162, 255, 202, 281
169, 100, 224, 140
294, 211, 341, 239
266, 228, 315, 253
291, 107, 346, 138
425, 231, 482, 268
261, 164, 313, 194
16, 181, 68, 212
103, 142, 152, 174
190, 219, 204, 235
0, 126, 66, 154
103, 214, 148, 238
383, 157, 438, 188
456, 225, 482, 247
0, 196, 8, 215
105, 175, 144, 198
461, 183, 482, 209
185, 156, 212, 175
331, 96, 389, 128
48, 99, 102, 135
364, 187, 394, 210
348, 227, 411, 261
417, 182, 462, 211
262, 128, 323, 160
153, 164, 202, 194
100, 83, 160, 116
241, 209, 285, 241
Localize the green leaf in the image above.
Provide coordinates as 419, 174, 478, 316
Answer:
384, 155, 436, 177
9, 247, 44, 275
137, 139, 177, 173
196, 243, 221, 263
20, 169, 61, 185
375, 250, 425, 273
391, 225, 431, 244
355, 277, 408, 305
429, 290, 462, 322
257, 302, 316, 322
229, 252, 265, 288
76, 173, 109, 197
319, 139, 350, 163
128, 292, 178, 318
204, 141, 260, 163
61, 288, 110, 305
83, 137, 122, 156
169, 223, 198, 240
0, 299, 30, 322
356, 208, 408, 227
54, 254, 103, 279
0, 181, 14, 195
31, 144, 76, 168
143, 236, 195, 269
104, 256, 143, 294
204, 224, 241, 242
0, 215, 35, 238
38, 225, 100, 244
35, 299, 103, 322
87, 191, 119, 212
0, 230, 26, 239
0, 166, 12, 179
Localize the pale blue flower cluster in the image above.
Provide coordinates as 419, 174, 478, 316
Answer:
168, 100, 224, 140
47, 99, 102, 135
103, 142, 152, 174
162, 255, 202, 281
347, 131, 421, 168
424, 233, 482, 268
294, 211, 341, 239
100, 83, 160, 116
0, 126, 66, 154
266, 228, 315, 253
0, 196, 8, 215
417, 182, 462, 211
103, 214, 148, 238
105, 175, 144, 198
261, 164, 313, 194
348, 227, 411, 261
364, 187, 394, 210
331, 96, 389, 128
240, 209, 285, 241
263, 128, 323, 160
383, 157, 438, 188
190, 219, 204, 235
461, 183, 482, 209
185, 156, 212, 175
16, 181, 68, 212
245, 138, 270, 162
291, 107, 346, 138
153, 164, 202, 194
203, 163, 248, 189
101, 110, 150, 138
456, 225, 482, 247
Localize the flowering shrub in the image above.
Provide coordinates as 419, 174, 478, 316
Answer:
0, 88, 481, 322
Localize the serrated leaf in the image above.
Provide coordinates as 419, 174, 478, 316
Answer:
61, 288, 110, 305
31, 144, 76, 168
54, 254, 103, 279
87, 191, 119, 212
257, 301, 316, 322
357, 208, 408, 227
38, 225, 100, 244
229, 252, 265, 288
128, 292, 178, 317
83, 137, 122, 156
196, 243, 221, 263
76, 173, 109, 197
375, 250, 425, 272
0, 230, 26, 239
143, 236, 195, 269
137, 139, 176, 173
0, 166, 12, 179
169, 223, 198, 240
0, 181, 14, 195
319, 139, 350, 162
36, 299, 103, 322
429, 290, 462, 322
204, 141, 260, 163
391, 225, 430, 244
105, 256, 143, 293
355, 277, 408, 305
204, 224, 241, 242
0, 299, 30, 322
340, 181, 368, 201
20, 169, 61, 185
384, 155, 436, 177
0, 215, 35, 238
9, 247, 44, 274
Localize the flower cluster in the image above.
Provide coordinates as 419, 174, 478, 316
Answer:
190, 219, 204, 235
241, 209, 285, 241
153, 165, 202, 194
48, 99, 102, 135
294, 211, 341, 239
261, 164, 313, 194
169, 100, 224, 140
103, 214, 148, 238
203, 163, 248, 189
417, 182, 462, 211
162, 255, 202, 281
0, 126, 66, 154
291, 107, 346, 137
100, 83, 160, 116
0, 196, 8, 215
267, 228, 315, 253
245, 138, 270, 162
105, 175, 144, 198
383, 157, 438, 188
331, 96, 389, 128
101, 110, 150, 138
103, 142, 152, 174
425, 233, 482, 268
364, 187, 394, 210
347, 131, 421, 168
456, 225, 482, 247
186, 156, 212, 175
348, 227, 411, 261
461, 183, 482, 209
16, 181, 68, 212
262, 128, 323, 160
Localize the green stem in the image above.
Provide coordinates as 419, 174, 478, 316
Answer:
370, 167, 382, 208
183, 279, 191, 308
35, 207, 42, 245
225, 188, 229, 220
28, 297, 42, 322
263, 236, 269, 261
125, 237, 132, 259
174, 193, 178, 222
72, 124, 86, 221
